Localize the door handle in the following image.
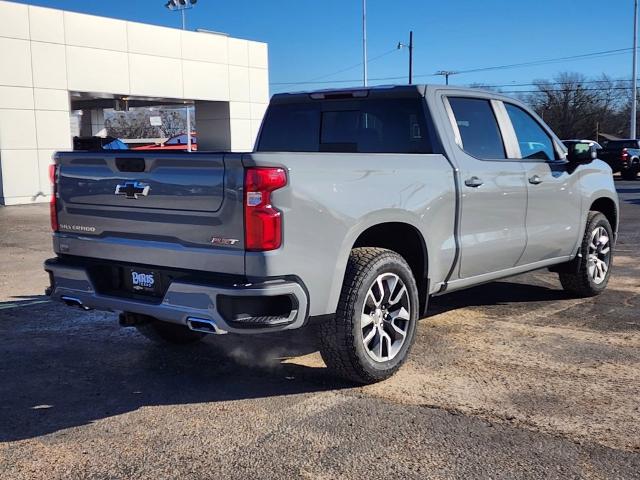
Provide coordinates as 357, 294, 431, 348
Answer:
528, 175, 543, 185
464, 176, 484, 188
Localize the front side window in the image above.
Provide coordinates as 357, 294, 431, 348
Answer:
448, 97, 506, 160
505, 103, 556, 161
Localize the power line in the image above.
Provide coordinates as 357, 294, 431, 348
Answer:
270, 47, 639, 87
271, 48, 398, 86
453, 48, 634, 75
472, 78, 634, 89
497, 86, 637, 94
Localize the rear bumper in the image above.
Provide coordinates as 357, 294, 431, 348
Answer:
44, 258, 309, 335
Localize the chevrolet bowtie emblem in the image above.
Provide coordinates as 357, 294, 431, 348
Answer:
115, 181, 150, 199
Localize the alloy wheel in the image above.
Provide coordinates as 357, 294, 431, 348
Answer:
587, 226, 611, 285
360, 273, 412, 362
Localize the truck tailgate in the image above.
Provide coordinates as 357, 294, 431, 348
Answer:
54, 151, 246, 275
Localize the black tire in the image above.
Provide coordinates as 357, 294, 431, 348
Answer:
621, 167, 638, 180
318, 247, 420, 384
136, 319, 206, 345
559, 212, 613, 297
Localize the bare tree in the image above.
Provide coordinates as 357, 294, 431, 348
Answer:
104, 107, 196, 139
524, 72, 630, 139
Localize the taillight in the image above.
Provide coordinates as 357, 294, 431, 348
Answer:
622, 148, 629, 161
49, 164, 58, 232
244, 167, 287, 251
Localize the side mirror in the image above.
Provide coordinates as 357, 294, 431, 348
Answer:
566, 142, 597, 165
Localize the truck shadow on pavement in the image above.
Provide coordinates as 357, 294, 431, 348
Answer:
428, 280, 571, 315
0, 275, 624, 443
0, 302, 343, 443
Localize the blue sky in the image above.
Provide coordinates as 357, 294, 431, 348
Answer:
11, 0, 637, 94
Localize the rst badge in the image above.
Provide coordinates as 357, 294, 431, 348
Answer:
211, 237, 240, 246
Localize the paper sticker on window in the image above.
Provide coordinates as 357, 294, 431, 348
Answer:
410, 114, 422, 139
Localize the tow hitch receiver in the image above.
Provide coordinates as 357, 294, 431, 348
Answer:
119, 312, 153, 327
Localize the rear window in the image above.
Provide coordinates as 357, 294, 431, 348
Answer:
257, 98, 432, 154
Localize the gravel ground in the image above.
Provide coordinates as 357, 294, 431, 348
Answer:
0, 180, 638, 479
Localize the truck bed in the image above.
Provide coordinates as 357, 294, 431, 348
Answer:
53, 150, 246, 275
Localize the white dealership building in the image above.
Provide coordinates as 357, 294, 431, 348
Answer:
0, 0, 269, 205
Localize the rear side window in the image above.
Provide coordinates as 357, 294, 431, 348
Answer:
257, 105, 320, 152
504, 103, 556, 161
448, 97, 506, 159
257, 98, 432, 154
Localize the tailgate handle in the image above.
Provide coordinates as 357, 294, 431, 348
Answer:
116, 158, 146, 173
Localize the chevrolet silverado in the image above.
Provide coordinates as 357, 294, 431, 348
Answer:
45, 85, 619, 384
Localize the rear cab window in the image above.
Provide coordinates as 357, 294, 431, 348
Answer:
257, 97, 432, 154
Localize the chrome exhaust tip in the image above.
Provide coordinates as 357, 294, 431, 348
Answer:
61, 296, 91, 311
186, 317, 225, 335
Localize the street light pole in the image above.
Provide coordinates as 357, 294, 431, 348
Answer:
362, 0, 368, 87
165, 0, 197, 151
409, 31, 413, 84
632, 0, 638, 139
397, 31, 414, 84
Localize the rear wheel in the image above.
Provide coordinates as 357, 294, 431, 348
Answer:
136, 318, 206, 345
318, 247, 419, 384
559, 212, 613, 297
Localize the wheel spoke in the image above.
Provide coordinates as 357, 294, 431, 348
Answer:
361, 313, 374, 329
390, 306, 410, 321
375, 331, 385, 359
367, 288, 382, 308
600, 246, 610, 255
363, 326, 377, 345
388, 285, 407, 307
599, 233, 609, 246
376, 277, 386, 305
390, 318, 407, 338
379, 330, 392, 359
385, 276, 399, 303
593, 260, 604, 281
588, 262, 596, 279
599, 259, 608, 275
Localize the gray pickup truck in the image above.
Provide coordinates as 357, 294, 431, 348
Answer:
45, 85, 619, 384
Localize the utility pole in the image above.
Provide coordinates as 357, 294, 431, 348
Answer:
436, 70, 457, 85
632, 0, 638, 139
409, 31, 413, 84
397, 31, 414, 84
362, 0, 368, 87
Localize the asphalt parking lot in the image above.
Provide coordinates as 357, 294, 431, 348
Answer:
0, 180, 639, 479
